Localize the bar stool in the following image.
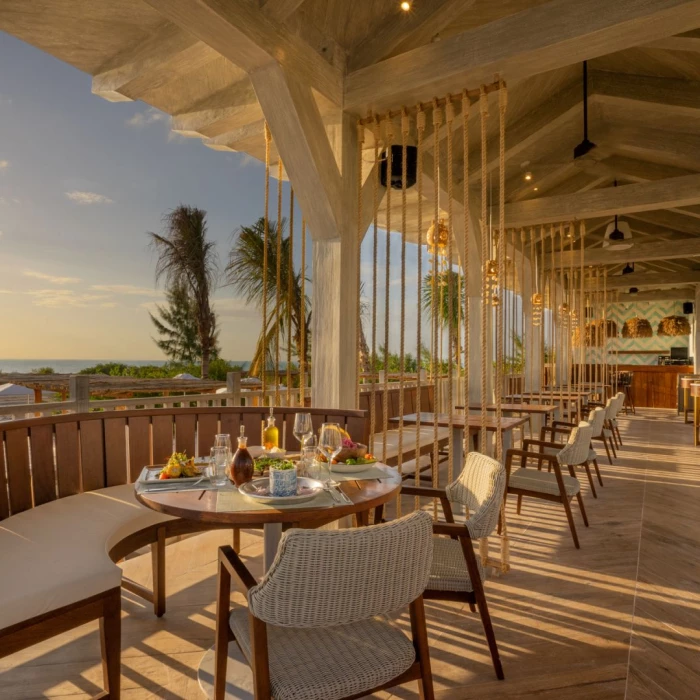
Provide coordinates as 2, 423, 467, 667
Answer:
618, 371, 635, 415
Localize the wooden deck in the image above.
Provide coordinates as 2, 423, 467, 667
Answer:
1, 409, 698, 699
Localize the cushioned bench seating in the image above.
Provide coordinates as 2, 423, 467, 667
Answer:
0, 405, 367, 699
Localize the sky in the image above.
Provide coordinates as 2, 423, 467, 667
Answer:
0, 31, 473, 364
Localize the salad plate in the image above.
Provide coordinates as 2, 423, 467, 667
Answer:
330, 458, 378, 474
239, 477, 324, 505
138, 466, 206, 485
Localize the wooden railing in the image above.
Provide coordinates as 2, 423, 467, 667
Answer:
0, 406, 367, 519
0, 373, 312, 421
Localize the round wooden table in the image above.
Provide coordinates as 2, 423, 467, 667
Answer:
136, 464, 402, 571
680, 376, 699, 424
136, 465, 401, 700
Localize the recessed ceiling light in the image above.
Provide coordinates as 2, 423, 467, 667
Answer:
533, 186, 539, 191
400, 1, 411, 11
524, 171, 533, 181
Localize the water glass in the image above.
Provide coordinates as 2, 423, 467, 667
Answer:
209, 446, 229, 487
298, 445, 318, 478
214, 433, 232, 456
293, 413, 314, 447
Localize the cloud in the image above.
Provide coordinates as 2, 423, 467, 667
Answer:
238, 154, 256, 168
0, 160, 9, 170
91, 284, 163, 297
26, 289, 112, 308
23, 269, 80, 285
65, 190, 114, 205
126, 108, 167, 128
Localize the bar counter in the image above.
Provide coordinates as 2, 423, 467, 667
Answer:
618, 364, 694, 409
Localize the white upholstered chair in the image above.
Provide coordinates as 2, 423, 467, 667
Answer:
214, 511, 435, 700
506, 422, 592, 548
402, 451, 506, 680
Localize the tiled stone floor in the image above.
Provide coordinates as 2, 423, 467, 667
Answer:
1, 408, 698, 699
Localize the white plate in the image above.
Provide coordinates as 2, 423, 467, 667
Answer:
139, 465, 206, 485
330, 460, 378, 474
247, 446, 287, 459
239, 477, 323, 505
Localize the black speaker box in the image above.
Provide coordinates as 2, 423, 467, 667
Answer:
380, 145, 418, 189
683, 302, 694, 314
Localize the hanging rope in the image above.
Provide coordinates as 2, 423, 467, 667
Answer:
539, 226, 546, 404
415, 105, 425, 507
287, 187, 294, 405
432, 99, 443, 510
462, 90, 471, 456
397, 108, 410, 516
579, 222, 586, 391
496, 80, 509, 574
479, 86, 489, 452
275, 158, 284, 406
521, 228, 526, 396
356, 121, 364, 409
299, 219, 306, 405
529, 228, 535, 395
262, 123, 271, 405
370, 116, 380, 454
446, 95, 455, 485
382, 118, 393, 464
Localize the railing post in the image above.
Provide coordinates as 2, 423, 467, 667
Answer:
227, 371, 241, 406
69, 375, 90, 413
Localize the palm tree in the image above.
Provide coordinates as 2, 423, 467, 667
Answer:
225, 217, 309, 379
421, 269, 464, 363
149, 281, 219, 364
148, 206, 218, 378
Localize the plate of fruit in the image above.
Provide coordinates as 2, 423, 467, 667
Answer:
143, 451, 204, 483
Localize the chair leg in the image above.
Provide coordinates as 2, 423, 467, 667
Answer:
608, 433, 618, 459
601, 436, 613, 465
614, 424, 623, 446
583, 462, 597, 498
99, 589, 121, 700
472, 583, 504, 680
410, 596, 436, 699
151, 527, 166, 618
468, 601, 477, 613
592, 459, 604, 487
562, 497, 580, 549
516, 494, 523, 515
214, 558, 232, 700
232, 528, 241, 553
575, 492, 589, 527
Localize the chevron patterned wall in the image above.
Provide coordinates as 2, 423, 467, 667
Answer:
586, 301, 690, 366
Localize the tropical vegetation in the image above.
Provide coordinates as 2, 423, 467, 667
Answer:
148, 205, 219, 378
226, 217, 309, 378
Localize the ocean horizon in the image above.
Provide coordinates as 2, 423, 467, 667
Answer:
0, 359, 252, 374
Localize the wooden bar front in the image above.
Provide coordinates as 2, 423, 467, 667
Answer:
618, 364, 693, 409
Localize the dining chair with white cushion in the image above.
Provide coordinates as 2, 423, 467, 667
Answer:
214, 510, 435, 700
401, 451, 506, 680
506, 422, 592, 548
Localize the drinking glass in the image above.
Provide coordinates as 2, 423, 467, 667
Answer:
298, 445, 318, 478
293, 413, 313, 447
214, 433, 232, 456
209, 446, 229, 487
318, 423, 342, 486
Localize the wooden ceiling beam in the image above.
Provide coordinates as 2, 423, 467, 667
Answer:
548, 237, 700, 268
345, 0, 700, 111
203, 120, 266, 151
591, 70, 700, 116
259, 0, 307, 24
250, 63, 342, 240
614, 288, 696, 301
349, 0, 476, 71
144, 0, 342, 105
629, 209, 700, 235
501, 173, 700, 227
588, 270, 700, 289
644, 34, 700, 52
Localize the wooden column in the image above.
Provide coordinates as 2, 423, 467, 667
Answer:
694, 285, 700, 373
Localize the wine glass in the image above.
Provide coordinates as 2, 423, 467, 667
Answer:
318, 423, 342, 487
293, 413, 313, 448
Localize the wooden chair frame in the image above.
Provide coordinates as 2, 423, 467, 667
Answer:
0, 587, 121, 700
400, 484, 504, 681
506, 446, 589, 549
585, 403, 619, 460
214, 545, 435, 700
542, 422, 603, 495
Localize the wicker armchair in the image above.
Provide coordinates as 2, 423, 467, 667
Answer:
542, 411, 604, 496
214, 511, 435, 700
402, 451, 506, 680
506, 422, 592, 549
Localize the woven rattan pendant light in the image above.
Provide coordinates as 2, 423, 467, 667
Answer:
657, 315, 691, 336
621, 316, 653, 338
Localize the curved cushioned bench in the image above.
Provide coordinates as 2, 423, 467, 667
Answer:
0, 405, 367, 699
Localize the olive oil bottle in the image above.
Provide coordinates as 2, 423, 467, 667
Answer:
263, 406, 279, 450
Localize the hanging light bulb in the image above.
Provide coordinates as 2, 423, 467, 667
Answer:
532, 292, 544, 327
558, 302, 571, 327
485, 259, 499, 306
400, 1, 411, 11
427, 218, 449, 252
571, 308, 579, 329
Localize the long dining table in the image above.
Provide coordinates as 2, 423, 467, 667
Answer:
389, 412, 529, 474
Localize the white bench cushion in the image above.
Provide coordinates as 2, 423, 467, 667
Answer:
0, 484, 176, 631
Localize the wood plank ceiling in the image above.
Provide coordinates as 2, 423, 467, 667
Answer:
1, 0, 700, 300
